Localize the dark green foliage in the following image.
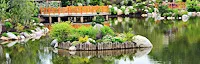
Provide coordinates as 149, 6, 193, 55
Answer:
93, 15, 105, 24
187, 1, 199, 12
158, 5, 170, 16
101, 26, 115, 36
110, 7, 117, 15
31, 17, 40, 23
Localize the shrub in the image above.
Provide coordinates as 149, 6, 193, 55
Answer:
77, 26, 98, 39
93, 15, 105, 24
101, 26, 115, 36
15, 23, 25, 32
11, 32, 20, 36
4, 22, 13, 29
78, 36, 89, 43
2, 33, 8, 37
124, 32, 135, 41
50, 22, 73, 42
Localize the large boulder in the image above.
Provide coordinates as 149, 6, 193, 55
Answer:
93, 24, 103, 31
51, 39, 58, 48
69, 46, 76, 51
182, 15, 189, 22
7, 32, 18, 39
21, 32, 31, 38
117, 9, 123, 15
132, 35, 153, 48
197, 12, 200, 17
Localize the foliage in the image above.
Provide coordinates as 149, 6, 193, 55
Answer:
31, 17, 40, 23
50, 22, 73, 42
158, 5, 170, 15
101, 26, 115, 36
187, 1, 199, 12
78, 36, 89, 43
93, 15, 105, 24
11, 32, 20, 36
2, 33, 8, 37
111, 37, 125, 43
8, 0, 38, 26
124, 31, 135, 41
72, 41, 82, 46
0, 0, 9, 21
15, 23, 25, 32
89, 38, 96, 44
4, 21, 13, 29
77, 26, 98, 39
110, 7, 117, 15
102, 35, 113, 43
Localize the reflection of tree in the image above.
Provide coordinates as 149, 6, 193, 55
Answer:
2, 37, 52, 64
149, 17, 200, 64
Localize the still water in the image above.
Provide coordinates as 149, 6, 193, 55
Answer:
0, 17, 200, 64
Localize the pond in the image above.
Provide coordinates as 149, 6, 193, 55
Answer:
0, 17, 200, 64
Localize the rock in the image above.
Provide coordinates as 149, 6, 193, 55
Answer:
147, 13, 153, 17
31, 30, 36, 33
69, 46, 76, 51
117, 9, 123, 15
108, 5, 112, 8
93, 24, 103, 31
85, 41, 91, 45
197, 12, 200, 17
135, 48, 152, 58
188, 12, 193, 16
35, 27, 42, 32
0, 45, 3, 57
21, 32, 31, 38
124, 9, 129, 15
69, 51, 76, 55
117, 17, 123, 22
35, 31, 43, 37
7, 32, 18, 39
0, 22, 2, 34
30, 33, 37, 38
0, 36, 9, 41
20, 36, 25, 39
192, 12, 197, 16
39, 23, 44, 26
7, 41, 17, 47
182, 15, 189, 22
132, 35, 153, 48
51, 39, 58, 48
44, 27, 49, 34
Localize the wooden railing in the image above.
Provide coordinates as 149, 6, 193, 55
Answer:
168, 2, 186, 9
40, 6, 109, 15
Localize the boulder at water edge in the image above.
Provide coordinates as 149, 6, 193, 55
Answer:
132, 35, 153, 48
182, 15, 189, 22
51, 39, 58, 48
117, 9, 123, 15
7, 32, 18, 39
69, 46, 76, 51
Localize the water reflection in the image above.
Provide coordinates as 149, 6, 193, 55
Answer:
0, 17, 200, 64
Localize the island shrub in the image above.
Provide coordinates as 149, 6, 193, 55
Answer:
101, 26, 115, 36
4, 22, 13, 30
50, 22, 73, 42
77, 26, 98, 39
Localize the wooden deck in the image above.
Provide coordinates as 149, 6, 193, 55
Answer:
40, 6, 110, 17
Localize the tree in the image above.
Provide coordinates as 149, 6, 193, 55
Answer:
8, 0, 38, 26
0, 0, 9, 21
